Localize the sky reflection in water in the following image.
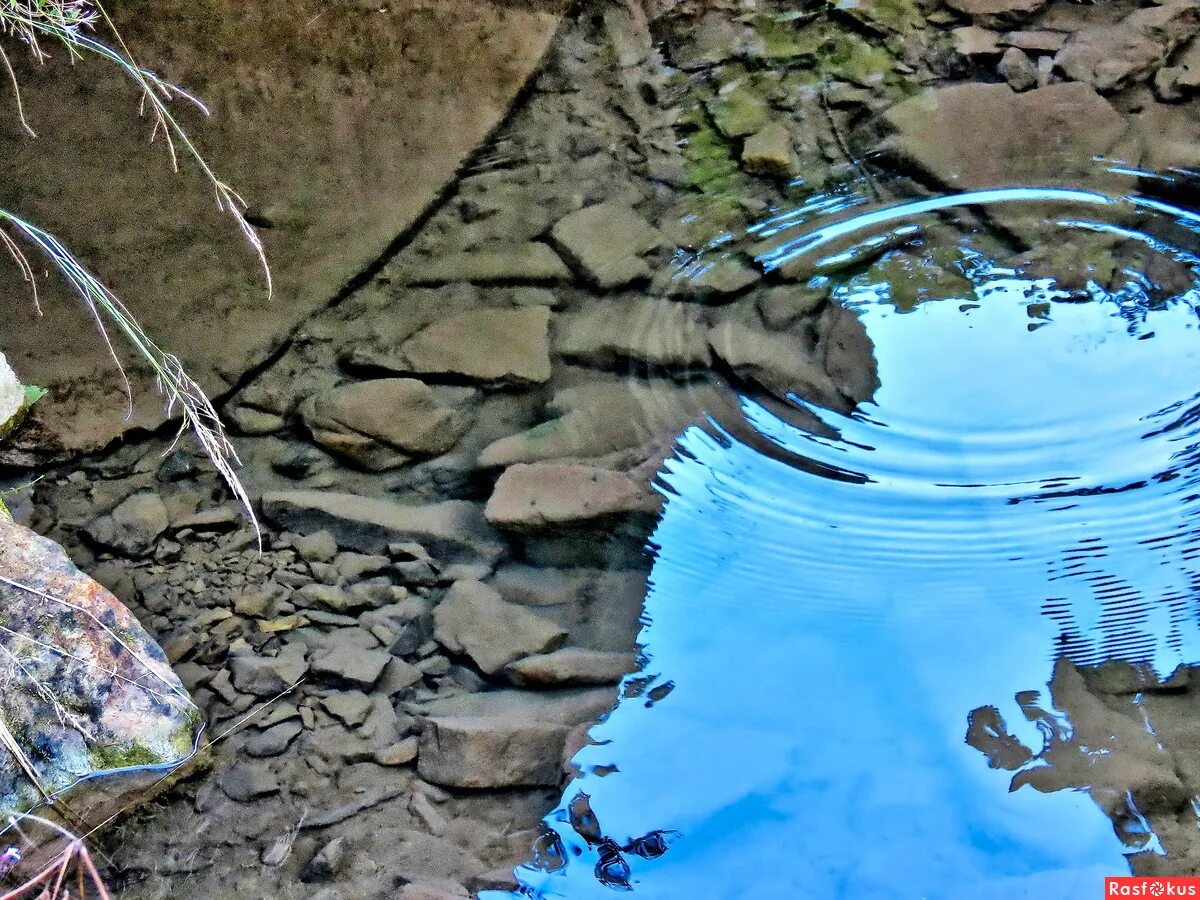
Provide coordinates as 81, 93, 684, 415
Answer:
495, 185, 1200, 899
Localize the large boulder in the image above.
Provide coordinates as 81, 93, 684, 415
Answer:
0, 516, 200, 821
0, 0, 566, 464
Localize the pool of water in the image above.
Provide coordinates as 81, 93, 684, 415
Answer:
489, 169, 1200, 898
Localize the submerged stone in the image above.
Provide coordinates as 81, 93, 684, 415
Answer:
396, 307, 553, 385
741, 122, 796, 177
550, 202, 664, 289
877, 82, 1127, 187
0, 516, 200, 820
300, 379, 472, 472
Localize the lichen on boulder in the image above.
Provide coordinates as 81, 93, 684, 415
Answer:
0, 353, 25, 439
0, 515, 201, 821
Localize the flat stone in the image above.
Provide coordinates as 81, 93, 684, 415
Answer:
85, 491, 170, 558
550, 203, 664, 289
485, 463, 658, 532
478, 379, 732, 468
219, 763, 281, 802
294, 530, 338, 563
952, 25, 1002, 57
877, 82, 1128, 187
229, 646, 310, 697
418, 686, 617, 726
666, 13, 753, 70
819, 302, 881, 407
555, 298, 711, 368
506, 648, 638, 687
664, 257, 760, 301
944, 0, 1047, 26
418, 716, 570, 788
741, 122, 795, 177
293, 584, 375, 614
244, 720, 303, 758
398, 243, 570, 285
432, 580, 566, 676
999, 29, 1068, 52
708, 319, 844, 410
261, 492, 504, 562
395, 307, 552, 385
375, 735, 420, 766
321, 691, 374, 727
998, 46, 1038, 91
300, 379, 471, 471
310, 644, 392, 688
706, 83, 770, 138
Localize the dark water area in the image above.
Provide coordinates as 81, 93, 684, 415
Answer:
492, 171, 1200, 898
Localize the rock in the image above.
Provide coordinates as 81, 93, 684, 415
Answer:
300, 379, 472, 471
397, 243, 570, 285
397, 885, 470, 900
311, 643, 392, 688
410, 790, 449, 835
228, 407, 286, 435
335, 552, 390, 581
485, 463, 658, 531
1055, 2, 1200, 92
394, 307, 551, 385
665, 257, 760, 301
944, 0, 1047, 26
999, 30, 1067, 53
819, 302, 881, 406
432, 580, 566, 675
0, 517, 200, 817
0, 353, 26, 438
302, 836, 348, 882
0, 1, 566, 463
219, 763, 281, 802
375, 735, 420, 766
554, 298, 711, 369
477, 379, 732, 468
1153, 36, 1200, 99
952, 25, 1002, 58
321, 691, 373, 727
418, 716, 570, 788
1003, 29, 1070, 52
706, 83, 770, 138
708, 319, 845, 410
229, 646, 310, 697
294, 530, 339, 563
261, 492, 504, 562
293, 584, 375, 614
419, 686, 617, 727
1128, 101, 1200, 171
85, 491, 170, 557
741, 122, 795, 177
878, 83, 1128, 187
665, 13, 753, 70
998, 46, 1038, 91
387, 831, 485, 891
506, 649, 638, 687
378, 657, 424, 696
550, 202, 664, 289
244, 720, 303, 758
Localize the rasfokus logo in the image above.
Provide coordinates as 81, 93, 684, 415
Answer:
1106, 878, 1200, 896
